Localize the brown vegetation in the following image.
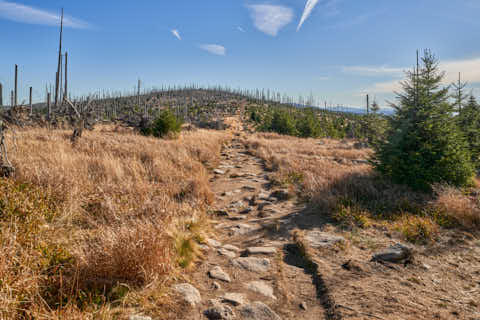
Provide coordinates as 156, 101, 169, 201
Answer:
243, 132, 480, 241
0, 125, 229, 319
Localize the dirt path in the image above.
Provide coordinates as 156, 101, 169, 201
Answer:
182, 134, 332, 320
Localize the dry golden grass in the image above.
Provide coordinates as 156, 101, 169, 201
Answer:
243, 132, 480, 242
0, 125, 229, 319
431, 185, 480, 229
243, 133, 423, 216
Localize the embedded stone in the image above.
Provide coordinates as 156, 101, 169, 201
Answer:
209, 266, 231, 282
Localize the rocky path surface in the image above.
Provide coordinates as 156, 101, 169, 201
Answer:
177, 135, 329, 319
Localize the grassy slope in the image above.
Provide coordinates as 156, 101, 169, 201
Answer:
0, 125, 230, 319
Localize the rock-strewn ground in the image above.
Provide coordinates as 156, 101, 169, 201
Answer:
177, 122, 480, 320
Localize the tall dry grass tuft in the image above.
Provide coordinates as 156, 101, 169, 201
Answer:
0, 126, 229, 319
431, 185, 480, 229
244, 133, 426, 219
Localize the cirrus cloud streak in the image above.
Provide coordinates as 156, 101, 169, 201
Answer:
0, 0, 90, 28
199, 44, 226, 56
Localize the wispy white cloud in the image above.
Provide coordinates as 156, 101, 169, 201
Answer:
171, 29, 181, 40
342, 65, 405, 76
0, 1, 89, 28
237, 26, 245, 32
247, 4, 294, 36
297, 0, 320, 31
199, 44, 226, 56
360, 57, 480, 94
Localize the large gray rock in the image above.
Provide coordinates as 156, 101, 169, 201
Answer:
245, 281, 276, 300
221, 293, 247, 306
304, 231, 345, 248
174, 283, 201, 306
129, 316, 152, 320
207, 239, 222, 248
232, 257, 271, 273
238, 302, 281, 320
230, 223, 261, 235
209, 266, 232, 282
204, 302, 235, 320
372, 243, 413, 263
223, 244, 241, 252
246, 247, 277, 255
218, 248, 237, 259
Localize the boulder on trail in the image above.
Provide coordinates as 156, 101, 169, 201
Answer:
245, 281, 276, 300
222, 244, 241, 252
209, 266, 232, 282
304, 231, 345, 248
221, 293, 247, 306
204, 300, 235, 320
371, 243, 413, 263
173, 283, 201, 306
218, 248, 237, 259
129, 316, 152, 320
230, 223, 260, 235
207, 239, 222, 248
245, 247, 277, 255
232, 257, 271, 273
238, 302, 281, 320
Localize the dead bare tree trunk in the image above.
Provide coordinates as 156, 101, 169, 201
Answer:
137, 79, 141, 110
59, 53, 63, 103
29, 86, 33, 116
64, 51, 68, 101
47, 92, 51, 121
0, 120, 14, 177
0, 82, 3, 107
14, 64, 18, 107
54, 8, 64, 108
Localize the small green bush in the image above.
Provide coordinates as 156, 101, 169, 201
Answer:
143, 110, 183, 138
296, 110, 322, 138
270, 109, 297, 136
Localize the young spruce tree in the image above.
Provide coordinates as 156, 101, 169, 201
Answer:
373, 50, 473, 191
458, 95, 480, 168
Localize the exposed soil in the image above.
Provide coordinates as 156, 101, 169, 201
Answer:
182, 121, 480, 320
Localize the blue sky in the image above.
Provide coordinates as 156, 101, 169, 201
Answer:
1, 0, 480, 108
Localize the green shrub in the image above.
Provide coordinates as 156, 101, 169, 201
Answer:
372, 50, 474, 191
296, 110, 322, 138
270, 109, 297, 135
143, 109, 183, 138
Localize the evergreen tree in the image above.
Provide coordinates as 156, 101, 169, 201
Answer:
270, 109, 297, 135
373, 50, 474, 191
297, 109, 322, 138
458, 95, 480, 168
142, 109, 183, 138
451, 73, 468, 113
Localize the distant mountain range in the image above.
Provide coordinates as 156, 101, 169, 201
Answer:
293, 104, 395, 115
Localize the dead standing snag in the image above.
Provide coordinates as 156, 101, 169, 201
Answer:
0, 120, 15, 177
